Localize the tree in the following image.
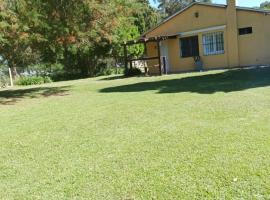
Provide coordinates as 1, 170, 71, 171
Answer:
0, 0, 159, 78
0, 0, 45, 78
111, 0, 159, 64
154, 0, 212, 17
260, 1, 270, 9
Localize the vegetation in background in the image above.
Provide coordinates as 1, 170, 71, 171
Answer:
124, 67, 142, 77
260, 1, 270, 9
16, 76, 52, 86
154, 0, 212, 17
0, 0, 159, 80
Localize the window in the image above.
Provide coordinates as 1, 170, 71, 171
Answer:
203, 32, 224, 56
180, 36, 199, 58
239, 27, 253, 35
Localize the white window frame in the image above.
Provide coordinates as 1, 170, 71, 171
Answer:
203, 32, 224, 56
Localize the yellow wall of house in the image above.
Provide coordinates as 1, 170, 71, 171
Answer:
146, 4, 229, 73
147, 5, 227, 37
145, 42, 160, 74
226, 0, 239, 67
237, 10, 270, 66
145, 3, 270, 74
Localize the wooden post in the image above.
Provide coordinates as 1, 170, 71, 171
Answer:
144, 42, 147, 56
157, 40, 162, 76
124, 44, 128, 70
8, 68, 14, 87
144, 41, 148, 75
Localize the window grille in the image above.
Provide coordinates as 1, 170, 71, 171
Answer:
203, 32, 224, 56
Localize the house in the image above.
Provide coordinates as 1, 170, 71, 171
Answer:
129, 0, 270, 74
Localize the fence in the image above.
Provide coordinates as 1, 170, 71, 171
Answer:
0, 67, 12, 88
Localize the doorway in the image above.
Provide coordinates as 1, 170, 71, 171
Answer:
160, 40, 170, 74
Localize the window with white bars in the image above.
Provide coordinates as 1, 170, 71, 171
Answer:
203, 32, 224, 56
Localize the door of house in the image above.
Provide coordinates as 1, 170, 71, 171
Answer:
160, 41, 170, 74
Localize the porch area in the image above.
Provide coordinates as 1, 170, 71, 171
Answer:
123, 35, 177, 75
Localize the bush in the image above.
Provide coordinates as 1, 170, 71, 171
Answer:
16, 76, 52, 86
43, 76, 53, 83
50, 72, 85, 82
97, 67, 124, 76
124, 68, 142, 77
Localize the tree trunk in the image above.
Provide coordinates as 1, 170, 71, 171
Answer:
10, 66, 18, 80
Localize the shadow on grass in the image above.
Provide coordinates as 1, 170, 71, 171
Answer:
99, 74, 147, 81
100, 67, 270, 94
0, 86, 71, 105
99, 75, 127, 81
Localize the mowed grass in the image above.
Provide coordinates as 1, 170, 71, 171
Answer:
1, 67, 270, 199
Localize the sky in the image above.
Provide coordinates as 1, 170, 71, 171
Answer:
150, 0, 267, 8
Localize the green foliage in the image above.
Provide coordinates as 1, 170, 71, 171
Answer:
124, 67, 142, 76
16, 76, 52, 86
260, 1, 270, 9
154, 0, 212, 17
97, 67, 124, 76
0, 0, 159, 79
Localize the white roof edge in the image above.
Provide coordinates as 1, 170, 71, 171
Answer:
179, 25, 226, 37
236, 6, 270, 14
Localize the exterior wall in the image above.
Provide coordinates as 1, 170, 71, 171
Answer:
145, 42, 160, 74
146, 4, 229, 73
237, 11, 270, 66
226, 0, 239, 67
145, 3, 270, 74
146, 5, 226, 37
167, 31, 229, 72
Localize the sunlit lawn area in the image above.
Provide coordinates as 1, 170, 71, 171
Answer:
1, 67, 270, 199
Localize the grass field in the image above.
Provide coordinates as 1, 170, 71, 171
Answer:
1, 67, 270, 199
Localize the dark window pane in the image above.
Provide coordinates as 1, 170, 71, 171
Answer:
180, 36, 199, 58
239, 27, 253, 35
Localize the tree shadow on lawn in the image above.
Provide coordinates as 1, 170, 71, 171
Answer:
99, 75, 131, 81
0, 86, 71, 105
100, 67, 270, 94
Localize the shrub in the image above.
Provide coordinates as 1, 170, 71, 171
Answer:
43, 76, 53, 83
124, 68, 142, 77
50, 72, 85, 82
97, 67, 124, 76
16, 76, 52, 86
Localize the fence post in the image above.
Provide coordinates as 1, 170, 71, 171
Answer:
8, 68, 14, 87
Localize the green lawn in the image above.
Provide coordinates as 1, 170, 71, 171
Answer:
1, 67, 270, 199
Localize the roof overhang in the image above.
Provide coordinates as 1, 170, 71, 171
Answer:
179, 25, 226, 37
124, 34, 178, 45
